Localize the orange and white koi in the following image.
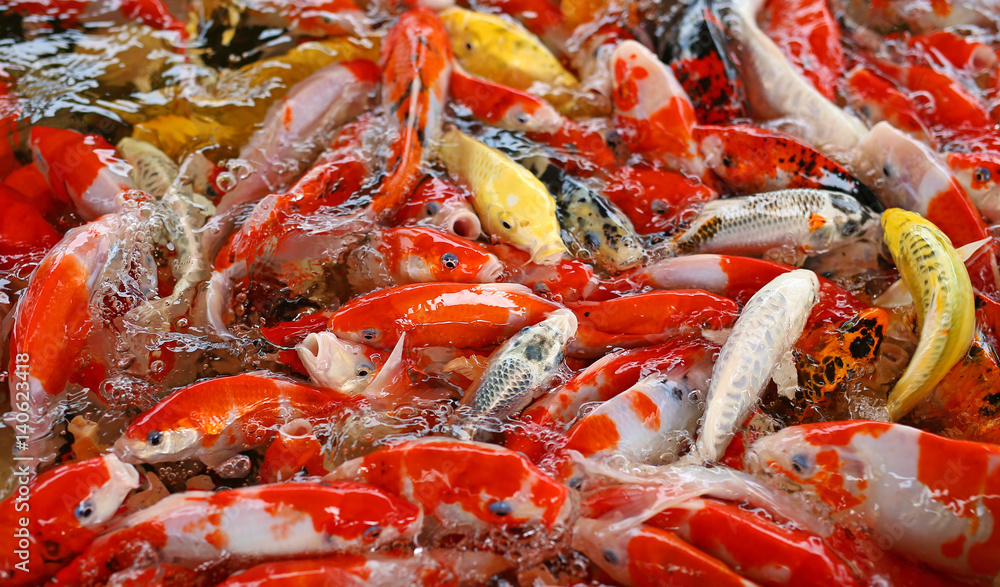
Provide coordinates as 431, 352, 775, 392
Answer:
625, 253, 865, 325
30, 126, 135, 220
946, 151, 1000, 223
370, 8, 453, 218
573, 519, 754, 587
9, 213, 156, 460
610, 40, 703, 177
328, 282, 562, 349
661, 189, 880, 264
507, 337, 717, 462
692, 269, 820, 462
52, 482, 423, 587
0, 455, 138, 586
329, 438, 573, 530
5, 0, 186, 36
602, 165, 719, 235
844, 67, 936, 146
561, 374, 703, 466
858, 121, 990, 249
215, 60, 378, 213
748, 421, 1000, 578
113, 372, 365, 467
346, 227, 503, 292
907, 31, 999, 75
215, 554, 452, 587
392, 176, 482, 240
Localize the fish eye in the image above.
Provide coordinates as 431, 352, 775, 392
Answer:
441, 252, 460, 269
502, 220, 513, 230
722, 156, 733, 168
147, 430, 163, 446
356, 363, 374, 377
465, 42, 473, 51
74, 500, 95, 522
488, 500, 512, 517
791, 453, 811, 475
363, 525, 383, 541
841, 220, 859, 236
361, 328, 378, 341
424, 202, 440, 216
603, 550, 619, 564
882, 164, 892, 178
975, 167, 992, 183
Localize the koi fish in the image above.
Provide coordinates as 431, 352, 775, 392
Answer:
392, 176, 482, 240
369, 8, 453, 218
463, 308, 576, 425
486, 242, 602, 303
113, 372, 366, 467
240, 0, 367, 38
214, 555, 451, 587
116, 137, 178, 198
880, 209, 974, 420
329, 438, 572, 530
525, 157, 644, 273
694, 125, 883, 210
663, 189, 879, 265
602, 165, 719, 235
0, 455, 139, 586
30, 126, 135, 219
907, 31, 999, 75
9, 213, 156, 462
52, 482, 423, 587
260, 419, 329, 482
346, 227, 503, 292
657, 0, 748, 124
440, 7, 578, 101
843, 67, 936, 146
721, 0, 868, 157
946, 151, 1000, 223
858, 122, 989, 249
0, 184, 61, 274
297, 332, 382, 394
759, 0, 844, 101
562, 374, 703, 466
573, 519, 754, 587
747, 420, 1000, 578
215, 59, 378, 213
329, 282, 562, 349
692, 268, 820, 462
437, 128, 567, 265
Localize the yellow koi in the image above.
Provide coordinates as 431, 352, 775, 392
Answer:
437, 128, 567, 265
881, 208, 974, 420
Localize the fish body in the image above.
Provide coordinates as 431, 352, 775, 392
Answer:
52, 482, 423, 587
329, 282, 562, 349
30, 126, 135, 219
747, 421, 1000, 578
216, 60, 378, 213
667, 189, 880, 263
881, 209, 974, 420
466, 308, 577, 421
844, 67, 936, 146
370, 8, 453, 218
529, 158, 644, 273
116, 137, 178, 198
440, 7, 578, 93
759, 0, 844, 101
215, 555, 450, 587
0, 455, 139, 586
693, 268, 820, 462
603, 165, 719, 235
437, 128, 567, 265
113, 372, 366, 466
563, 374, 703, 465
329, 438, 572, 530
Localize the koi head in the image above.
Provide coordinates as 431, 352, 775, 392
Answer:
947, 152, 1000, 222
31, 455, 139, 557
381, 227, 504, 283
114, 420, 202, 464
484, 201, 567, 265
297, 331, 380, 394
805, 192, 881, 253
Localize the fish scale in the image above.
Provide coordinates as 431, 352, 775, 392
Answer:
882, 209, 974, 420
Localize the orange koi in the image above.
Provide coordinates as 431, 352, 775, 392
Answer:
370, 8, 453, 219
602, 165, 719, 235
113, 372, 366, 467
946, 151, 1000, 223
328, 282, 562, 349
214, 554, 453, 587
844, 67, 936, 146
260, 420, 330, 482
392, 175, 482, 240
907, 31, 999, 75
0, 184, 61, 274
759, 0, 844, 101
485, 242, 601, 303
